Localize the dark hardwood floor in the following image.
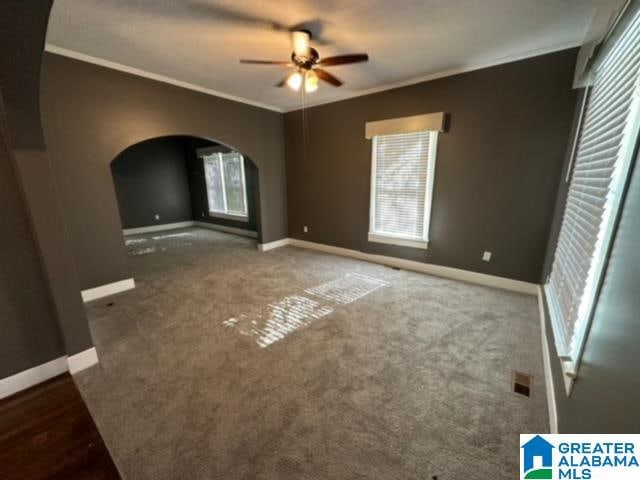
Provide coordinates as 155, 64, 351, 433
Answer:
0, 374, 120, 480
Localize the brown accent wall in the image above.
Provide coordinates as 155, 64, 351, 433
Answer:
41, 53, 287, 289
284, 49, 579, 283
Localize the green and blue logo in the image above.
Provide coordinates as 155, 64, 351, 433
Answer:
521, 435, 554, 479
520, 434, 640, 479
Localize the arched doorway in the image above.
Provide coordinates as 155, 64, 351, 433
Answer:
40, 51, 287, 291
110, 135, 261, 256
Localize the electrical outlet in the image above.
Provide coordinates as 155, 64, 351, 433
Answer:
155, 214, 160, 221
201, 212, 205, 217
303, 226, 308, 233
482, 251, 492, 262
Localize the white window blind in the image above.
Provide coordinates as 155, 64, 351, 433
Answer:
203, 152, 248, 219
545, 7, 640, 386
368, 130, 438, 249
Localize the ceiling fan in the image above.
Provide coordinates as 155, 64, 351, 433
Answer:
240, 30, 369, 93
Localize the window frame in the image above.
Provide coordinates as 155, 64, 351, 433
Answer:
367, 131, 439, 250
202, 152, 249, 222
543, 5, 640, 395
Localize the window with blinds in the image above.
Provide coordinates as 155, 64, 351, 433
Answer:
545, 7, 640, 388
203, 152, 248, 219
368, 130, 438, 249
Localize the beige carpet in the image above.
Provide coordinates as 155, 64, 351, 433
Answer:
76, 227, 548, 479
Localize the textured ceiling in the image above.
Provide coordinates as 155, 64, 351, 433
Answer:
46, 0, 596, 112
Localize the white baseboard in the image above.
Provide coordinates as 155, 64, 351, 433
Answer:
123, 220, 258, 239
123, 221, 195, 236
258, 238, 290, 252
285, 238, 539, 295
538, 287, 559, 434
194, 221, 258, 239
67, 347, 99, 375
0, 347, 100, 399
81, 278, 135, 302
0, 357, 68, 400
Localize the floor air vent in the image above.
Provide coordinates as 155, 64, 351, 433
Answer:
513, 371, 532, 397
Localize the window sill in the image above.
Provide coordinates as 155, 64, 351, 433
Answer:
208, 211, 249, 222
368, 233, 428, 250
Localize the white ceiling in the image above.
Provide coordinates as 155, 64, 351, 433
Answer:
46, 0, 597, 112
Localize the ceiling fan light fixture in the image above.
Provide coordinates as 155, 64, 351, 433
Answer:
292, 30, 311, 57
240, 29, 368, 95
305, 70, 318, 93
286, 71, 303, 91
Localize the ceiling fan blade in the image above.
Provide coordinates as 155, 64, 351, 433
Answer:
275, 75, 290, 87
318, 54, 369, 66
315, 68, 343, 87
108, 1, 288, 31
240, 59, 291, 65
189, 2, 288, 31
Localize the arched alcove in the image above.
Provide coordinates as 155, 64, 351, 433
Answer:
109, 135, 261, 243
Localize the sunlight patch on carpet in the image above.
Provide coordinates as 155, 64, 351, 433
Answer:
125, 238, 148, 245
126, 232, 195, 256
129, 246, 161, 256
223, 295, 333, 348
304, 273, 388, 304
151, 232, 193, 240
224, 273, 388, 348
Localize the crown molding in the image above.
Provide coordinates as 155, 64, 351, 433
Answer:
281, 39, 583, 112
44, 44, 284, 113
46, 39, 582, 115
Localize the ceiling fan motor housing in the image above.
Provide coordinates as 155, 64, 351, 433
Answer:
239, 28, 368, 89
292, 47, 319, 71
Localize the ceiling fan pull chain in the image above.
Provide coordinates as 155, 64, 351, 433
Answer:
302, 87, 308, 167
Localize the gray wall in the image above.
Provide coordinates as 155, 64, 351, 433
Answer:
0, 0, 92, 379
41, 53, 287, 290
112, 137, 193, 229
0, 95, 64, 378
284, 49, 579, 283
